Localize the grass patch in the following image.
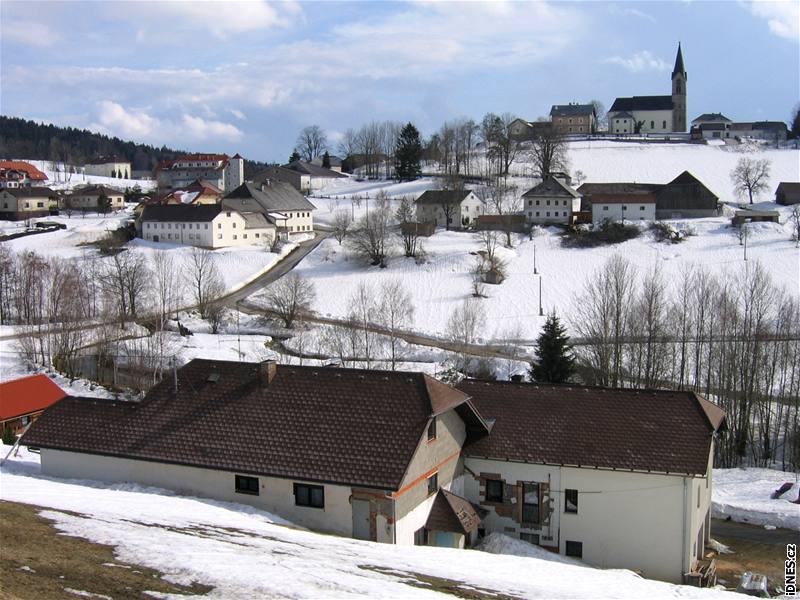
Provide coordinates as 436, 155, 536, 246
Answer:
360, 565, 523, 600
0, 500, 212, 599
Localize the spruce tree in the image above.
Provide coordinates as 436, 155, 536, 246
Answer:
321, 151, 331, 168
529, 311, 575, 384
289, 150, 301, 163
394, 122, 422, 181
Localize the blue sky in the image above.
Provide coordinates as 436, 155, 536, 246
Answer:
1, 1, 798, 163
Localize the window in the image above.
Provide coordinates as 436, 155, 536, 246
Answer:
233, 234, 237, 240
565, 489, 578, 513
427, 417, 437, 441
235, 474, 259, 495
485, 479, 503, 503
640, 206, 645, 211
20, 415, 31, 426
697, 486, 700, 508
218, 223, 222, 229
522, 482, 539, 523
535, 211, 540, 217
546, 211, 550, 217
414, 527, 429, 546
37, 202, 44, 208
232, 222, 236, 228
565, 541, 583, 558
650, 120, 654, 129
520, 532, 540, 545
536, 200, 540, 206
217, 234, 222, 239
602, 206, 608, 211
663, 120, 667, 129
243, 234, 248, 239
205, 224, 209, 230
528, 200, 532, 206
563, 200, 567, 206
294, 483, 324, 508
427, 473, 438, 496
255, 233, 260, 238
622, 205, 627, 211
226, 211, 231, 217
546, 200, 550, 206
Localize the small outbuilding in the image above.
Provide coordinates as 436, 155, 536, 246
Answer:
0, 374, 66, 439
731, 210, 780, 226
775, 182, 800, 206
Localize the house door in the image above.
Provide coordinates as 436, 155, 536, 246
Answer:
352, 499, 371, 540
153, 235, 159, 242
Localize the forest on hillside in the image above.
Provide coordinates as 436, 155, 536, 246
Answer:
0, 115, 269, 177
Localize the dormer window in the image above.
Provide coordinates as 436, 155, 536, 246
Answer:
427, 417, 437, 441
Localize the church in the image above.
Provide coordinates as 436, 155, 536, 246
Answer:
608, 44, 687, 134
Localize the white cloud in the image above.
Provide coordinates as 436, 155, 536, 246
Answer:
2, 20, 59, 47
603, 51, 671, 73
229, 109, 246, 120
747, 0, 800, 41
89, 100, 242, 145
607, 4, 656, 22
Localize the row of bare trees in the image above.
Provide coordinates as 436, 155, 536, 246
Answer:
573, 255, 799, 469
338, 121, 402, 179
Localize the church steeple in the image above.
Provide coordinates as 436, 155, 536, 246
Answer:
672, 42, 686, 78
671, 43, 687, 132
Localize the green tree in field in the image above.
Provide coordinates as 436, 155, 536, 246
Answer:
97, 191, 111, 214
529, 311, 575, 384
289, 149, 301, 163
394, 122, 423, 181
322, 151, 331, 169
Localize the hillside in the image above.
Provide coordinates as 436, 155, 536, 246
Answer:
0, 115, 269, 177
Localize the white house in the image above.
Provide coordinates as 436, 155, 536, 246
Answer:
64, 185, 125, 212
140, 204, 276, 248
456, 380, 726, 584
0, 161, 49, 188
255, 162, 346, 194
577, 183, 658, 223
0, 187, 56, 220
156, 153, 244, 193
222, 181, 316, 234
521, 176, 581, 225
83, 156, 131, 179
414, 190, 484, 229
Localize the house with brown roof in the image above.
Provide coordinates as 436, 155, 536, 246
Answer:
456, 380, 726, 584
63, 184, 125, 212
775, 182, 800, 205
550, 104, 597, 134
161, 179, 223, 205
0, 374, 66, 438
22, 359, 490, 547
155, 153, 244, 194
254, 161, 346, 194
0, 161, 49, 188
0, 186, 57, 220
414, 190, 484, 229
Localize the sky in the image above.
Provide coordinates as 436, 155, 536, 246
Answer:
1, 0, 798, 163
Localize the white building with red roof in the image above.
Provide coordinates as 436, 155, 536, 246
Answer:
155, 153, 244, 194
0, 161, 49, 189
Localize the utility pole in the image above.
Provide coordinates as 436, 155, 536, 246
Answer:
539, 276, 544, 316
236, 300, 242, 359
533, 242, 538, 275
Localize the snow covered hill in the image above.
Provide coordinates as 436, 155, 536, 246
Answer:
0, 446, 742, 599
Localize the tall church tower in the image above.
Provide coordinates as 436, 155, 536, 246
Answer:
671, 43, 687, 132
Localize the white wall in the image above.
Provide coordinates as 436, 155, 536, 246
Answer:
524, 195, 577, 224
282, 209, 314, 233
592, 202, 655, 223
464, 457, 707, 583
633, 110, 674, 133
40, 449, 357, 537
142, 212, 276, 248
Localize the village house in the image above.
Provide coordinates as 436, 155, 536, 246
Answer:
140, 204, 276, 248
508, 119, 553, 141
21, 360, 726, 583
222, 181, 315, 234
775, 182, 800, 205
22, 360, 489, 547
549, 104, 596, 134
155, 153, 244, 194
83, 156, 131, 179
0, 186, 57, 220
456, 380, 725, 584
522, 175, 582, 225
160, 179, 223, 205
0, 161, 49, 188
63, 184, 125, 212
728, 121, 788, 142
578, 183, 657, 223
608, 44, 687, 134
579, 171, 718, 222
0, 374, 66, 439
254, 161, 346, 194
691, 113, 733, 140
310, 154, 344, 173
414, 190, 484, 229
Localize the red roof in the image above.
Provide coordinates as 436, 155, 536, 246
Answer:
0, 374, 67, 422
0, 161, 48, 181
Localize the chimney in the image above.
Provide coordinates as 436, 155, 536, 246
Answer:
258, 360, 277, 385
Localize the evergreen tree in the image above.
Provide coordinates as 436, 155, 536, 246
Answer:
289, 149, 301, 163
321, 151, 331, 168
529, 311, 575, 384
394, 122, 423, 181
97, 191, 111, 214
791, 103, 800, 140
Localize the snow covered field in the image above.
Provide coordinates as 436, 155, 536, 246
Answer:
0, 446, 742, 599
268, 210, 797, 340
712, 468, 800, 531
20, 159, 156, 192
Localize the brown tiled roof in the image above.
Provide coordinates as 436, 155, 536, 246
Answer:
456, 381, 723, 475
22, 360, 483, 490
425, 489, 482, 534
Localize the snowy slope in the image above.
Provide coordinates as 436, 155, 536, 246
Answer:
0, 447, 742, 599
21, 159, 156, 192
712, 468, 800, 531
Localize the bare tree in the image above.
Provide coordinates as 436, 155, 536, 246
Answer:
790, 204, 800, 247
348, 202, 393, 266
263, 273, 316, 328
589, 99, 606, 132
476, 181, 521, 247
152, 252, 177, 327
528, 124, 568, 178
332, 209, 352, 245
99, 251, 150, 327
378, 280, 414, 370
347, 282, 382, 369
447, 298, 487, 371
185, 247, 223, 320
731, 157, 771, 204
296, 125, 328, 162
480, 112, 521, 175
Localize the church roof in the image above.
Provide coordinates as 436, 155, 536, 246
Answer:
609, 96, 674, 113
673, 43, 686, 77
